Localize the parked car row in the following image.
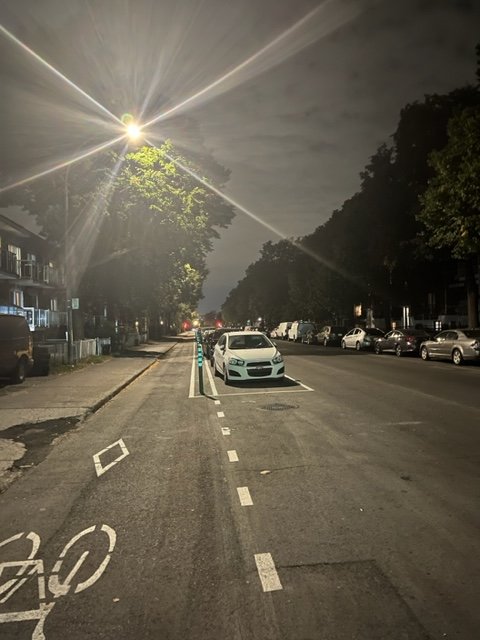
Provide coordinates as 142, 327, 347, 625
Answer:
269, 320, 480, 366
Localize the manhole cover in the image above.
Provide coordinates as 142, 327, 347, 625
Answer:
259, 402, 299, 411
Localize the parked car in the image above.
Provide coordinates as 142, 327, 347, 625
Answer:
301, 327, 319, 344
341, 327, 384, 350
204, 328, 237, 363
289, 321, 317, 342
275, 321, 292, 340
0, 313, 34, 383
213, 331, 285, 384
315, 325, 348, 347
419, 329, 480, 365
374, 328, 432, 357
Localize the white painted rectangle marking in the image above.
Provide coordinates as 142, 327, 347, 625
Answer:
254, 553, 283, 592
217, 411, 225, 418
204, 358, 219, 397
227, 450, 239, 462
214, 400, 221, 405
221, 427, 231, 436
93, 439, 129, 477
237, 486, 253, 506
188, 342, 196, 398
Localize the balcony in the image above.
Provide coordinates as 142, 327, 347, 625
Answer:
0, 251, 64, 287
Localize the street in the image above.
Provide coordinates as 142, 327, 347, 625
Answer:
1, 338, 479, 639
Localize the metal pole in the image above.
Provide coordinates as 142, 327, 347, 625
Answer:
65, 166, 74, 364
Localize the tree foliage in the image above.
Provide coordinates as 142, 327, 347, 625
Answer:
222, 47, 480, 329
82, 141, 235, 327
419, 107, 480, 258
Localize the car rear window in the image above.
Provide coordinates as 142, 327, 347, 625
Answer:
229, 335, 271, 349
463, 330, 480, 338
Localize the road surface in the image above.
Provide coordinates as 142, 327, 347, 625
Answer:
1, 339, 479, 639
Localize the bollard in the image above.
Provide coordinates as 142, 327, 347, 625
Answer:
197, 341, 204, 395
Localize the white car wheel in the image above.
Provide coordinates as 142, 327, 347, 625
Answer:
452, 348, 463, 366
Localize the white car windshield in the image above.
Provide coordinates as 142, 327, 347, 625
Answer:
228, 335, 272, 350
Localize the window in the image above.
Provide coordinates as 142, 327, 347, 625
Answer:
8, 244, 21, 276
12, 288, 23, 307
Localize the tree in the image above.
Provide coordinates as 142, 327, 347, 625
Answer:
82, 140, 235, 329
419, 106, 480, 326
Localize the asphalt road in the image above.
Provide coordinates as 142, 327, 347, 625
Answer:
0, 339, 479, 639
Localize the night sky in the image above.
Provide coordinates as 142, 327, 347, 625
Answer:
0, 0, 478, 312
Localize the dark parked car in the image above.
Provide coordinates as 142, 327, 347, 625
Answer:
204, 328, 237, 363
374, 328, 432, 357
315, 325, 348, 347
0, 313, 34, 383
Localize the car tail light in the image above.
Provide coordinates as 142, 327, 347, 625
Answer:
471, 340, 480, 351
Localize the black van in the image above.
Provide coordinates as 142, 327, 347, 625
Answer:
0, 314, 34, 383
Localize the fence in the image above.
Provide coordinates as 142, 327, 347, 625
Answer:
43, 338, 112, 364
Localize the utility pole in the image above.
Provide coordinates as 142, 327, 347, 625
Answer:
65, 166, 74, 364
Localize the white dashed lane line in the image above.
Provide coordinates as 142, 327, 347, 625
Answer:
210, 367, 284, 597
237, 487, 253, 506
254, 553, 283, 592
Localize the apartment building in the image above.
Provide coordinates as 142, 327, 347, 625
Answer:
0, 213, 65, 331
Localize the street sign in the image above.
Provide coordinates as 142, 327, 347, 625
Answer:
71, 298, 80, 309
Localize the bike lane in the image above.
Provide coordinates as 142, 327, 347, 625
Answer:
0, 341, 280, 639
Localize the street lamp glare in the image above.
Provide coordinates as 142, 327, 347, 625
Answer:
126, 123, 141, 141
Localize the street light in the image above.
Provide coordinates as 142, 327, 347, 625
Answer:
126, 123, 141, 141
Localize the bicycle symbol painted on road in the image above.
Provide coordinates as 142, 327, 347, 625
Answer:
0, 524, 116, 639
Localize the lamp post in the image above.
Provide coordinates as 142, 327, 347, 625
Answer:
64, 165, 74, 364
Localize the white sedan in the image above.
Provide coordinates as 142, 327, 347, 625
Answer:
213, 331, 285, 384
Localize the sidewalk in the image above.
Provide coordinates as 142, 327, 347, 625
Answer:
0, 339, 179, 488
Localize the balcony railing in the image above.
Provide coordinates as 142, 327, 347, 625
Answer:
0, 251, 64, 286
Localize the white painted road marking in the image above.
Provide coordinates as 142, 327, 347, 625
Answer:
237, 486, 253, 506
284, 374, 314, 391
204, 360, 219, 397
0, 524, 116, 638
214, 399, 221, 405
217, 411, 225, 418
221, 427, 231, 436
49, 524, 116, 597
254, 553, 283, 592
188, 342, 196, 398
93, 439, 129, 477
227, 450, 239, 462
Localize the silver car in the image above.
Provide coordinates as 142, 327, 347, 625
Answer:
420, 329, 480, 366
341, 327, 384, 351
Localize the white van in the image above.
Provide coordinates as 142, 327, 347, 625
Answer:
275, 321, 292, 340
289, 321, 316, 342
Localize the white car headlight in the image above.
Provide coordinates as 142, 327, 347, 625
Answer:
272, 353, 283, 364
229, 357, 245, 366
